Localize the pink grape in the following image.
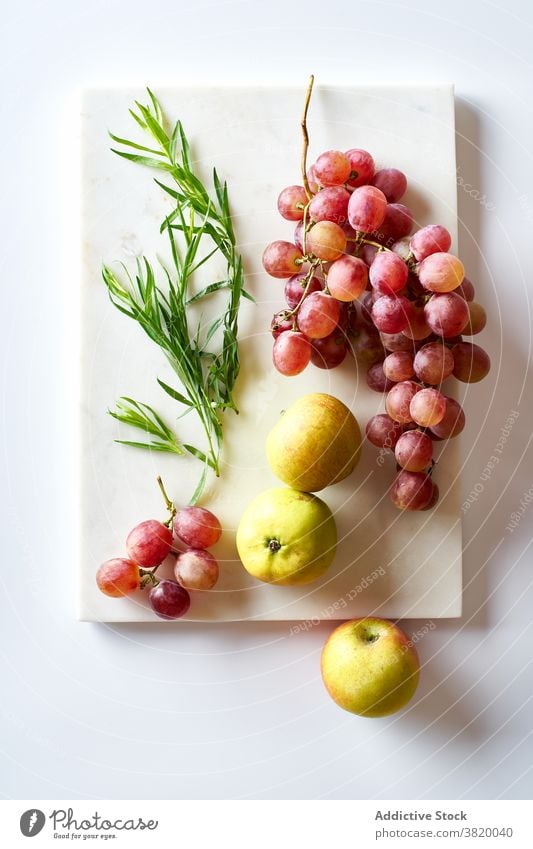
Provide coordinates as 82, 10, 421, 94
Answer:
410, 224, 452, 261
383, 350, 415, 382
310, 329, 348, 369
360, 242, 379, 266
421, 482, 439, 510
430, 397, 465, 439
410, 387, 446, 427
366, 414, 403, 449
284, 273, 322, 309
314, 150, 351, 186
395, 430, 433, 472
452, 342, 491, 383
371, 294, 413, 333
174, 506, 222, 549
345, 148, 375, 189
352, 326, 386, 366
464, 302, 487, 335
149, 580, 190, 620
271, 310, 293, 338
367, 362, 395, 393
348, 185, 388, 233
126, 520, 173, 567
294, 220, 305, 251
327, 255, 368, 301
96, 558, 140, 598
360, 291, 376, 324
424, 292, 469, 338
297, 292, 341, 339
273, 331, 311, 376
378, 203, 414, 245
418, 252, 464, 293
402, 305, 432, 341
277, 185, 307, 221
456, 276, 475, 301
306, 221, 347, 261
386, 380, 421, 424
174, 549, 219, 591
369, 251, 408, 294
307, 165, 319, 194
262, 240, 303, 278
371, 168, 407, 203
380, 332, 416, 354
391, 237, 412, 262
413, 342, 454, 384
309, 186, 350, 225
390, 471, 434, 510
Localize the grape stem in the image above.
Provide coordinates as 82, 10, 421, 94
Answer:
157, 475, 177, 527
286, 260, 321, 325
301, 75, 315, 199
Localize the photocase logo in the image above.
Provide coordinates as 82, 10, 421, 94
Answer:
20, 809, 46, 837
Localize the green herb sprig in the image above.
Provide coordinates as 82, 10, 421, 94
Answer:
102, 89, 252, 503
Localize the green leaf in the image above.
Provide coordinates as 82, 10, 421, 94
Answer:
189, 463, 208, 505
108, 132, 162, 155
157, 378, 193, 406
183, 444, 217, 470
110, 149, 173, 171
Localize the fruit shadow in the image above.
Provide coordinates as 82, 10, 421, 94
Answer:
454, 97, 533, 633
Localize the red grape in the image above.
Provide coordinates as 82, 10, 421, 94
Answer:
149, 580, 190, 620
174, 549, 219, 591
307, 165, 319, 193
351, 326, 386, 366
456, 276, 475, 301
365, 414, 403, 449
402, 305, 432, 341
271, 310, 293, 338
378, 203, 414, 245
369, 251, 408, 294
452, 342, 491, 383
360, 242, 379, 266
371, 168, 407, 202
348, 185, 388, 233
262, 241, 303, 278
386, 380, 421, 423
390, 471, 434, 510
367, 362, 395, 393
96, 558, 140, 598
310, 328, 348, 369
345, 148, 375, 189
294, 220, 305, 251
284, 273, 322, 309
383, 350, 415, 382
413, 342, 454, 384
273, 331, 311, 376
314, 150, 351, 187
380, 332, 416, 353
174, 506, 222, 549
421, 481, 439, 510
464, 302, 487, 335
309, 186, 350, 224
410, 387, 446, 427
395, 429, 433, 472
306, 221, 347, 261
372, 294, 413, 333
424, 292, 469, 337
327, 255, 368, 301
277, 185, 307, 221
297, 292, 341, 339
430, 397, 465, 439
418, 252, 464, 293
126, 520, 172, 567
410, 224, 452, 261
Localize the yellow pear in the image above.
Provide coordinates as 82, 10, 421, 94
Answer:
266, 393, 361, 492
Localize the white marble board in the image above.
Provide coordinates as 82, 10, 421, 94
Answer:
79, 85, 462, 622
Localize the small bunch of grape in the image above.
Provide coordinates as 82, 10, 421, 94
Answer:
263, 148, 490, 510
96, 478, 222, 619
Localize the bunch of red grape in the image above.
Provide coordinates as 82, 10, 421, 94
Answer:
96, 478, 222, 618
263, 148, 490, 511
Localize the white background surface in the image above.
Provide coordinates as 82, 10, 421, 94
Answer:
1, 0, 533, 801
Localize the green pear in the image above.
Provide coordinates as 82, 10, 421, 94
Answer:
321, 618, 420, 717
266, 393, 361, 492
236, 487, 337, 585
